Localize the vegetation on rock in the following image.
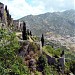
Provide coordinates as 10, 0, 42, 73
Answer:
0, 28, 30, 75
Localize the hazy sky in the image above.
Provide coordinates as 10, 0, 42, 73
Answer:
0, 0, 75, 19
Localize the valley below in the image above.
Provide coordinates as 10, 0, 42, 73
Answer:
45, 32, 75, 52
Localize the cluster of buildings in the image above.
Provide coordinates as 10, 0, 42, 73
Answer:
13, 20, 23, 31
45, 32, 75, 51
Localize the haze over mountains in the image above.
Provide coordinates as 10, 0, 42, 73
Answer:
19, 9, 75, 36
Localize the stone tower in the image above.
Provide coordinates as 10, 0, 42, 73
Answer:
0, 2, 7, 25
0, 2, 4, 22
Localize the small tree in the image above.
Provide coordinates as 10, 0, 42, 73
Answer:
22, 21, 27, 40
41, 34, 44, 47
0, 11, 2, 20
6, 10, 11, 26
5, 5, 11, 26
61, 50, 64, 57
30, 31, 32, 36
5, 5, 8, 13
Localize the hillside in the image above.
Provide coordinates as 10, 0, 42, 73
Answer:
0, 2, 75, 75
19, 9, 75, 36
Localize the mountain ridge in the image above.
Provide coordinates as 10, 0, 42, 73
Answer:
19, 9, 75, 36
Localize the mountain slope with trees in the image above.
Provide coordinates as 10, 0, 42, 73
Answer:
19, 9, 75, 36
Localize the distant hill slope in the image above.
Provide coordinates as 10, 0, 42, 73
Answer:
19, 9, 75, 36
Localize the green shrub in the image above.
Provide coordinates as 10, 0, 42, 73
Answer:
0, 28, 30, 75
